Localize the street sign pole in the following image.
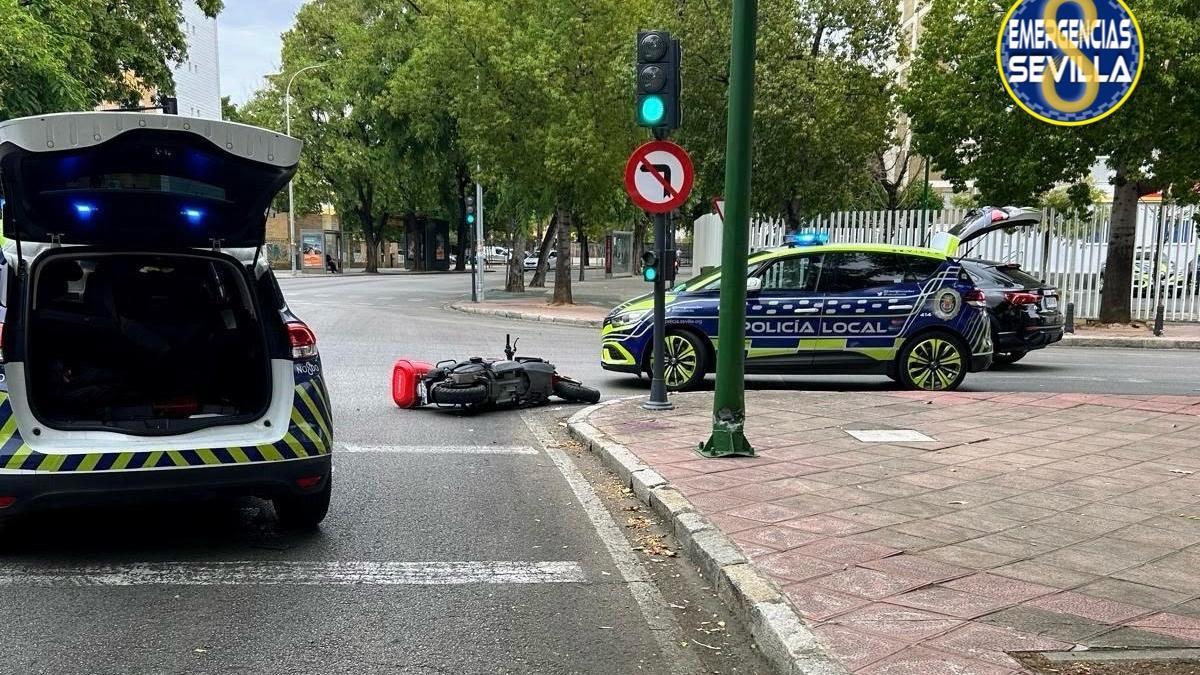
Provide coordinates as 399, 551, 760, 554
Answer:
474, 181, 485, 303
645, 210, 673, 411
700, 0, 758, 458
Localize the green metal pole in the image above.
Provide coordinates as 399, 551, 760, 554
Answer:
700, 0, 757, 458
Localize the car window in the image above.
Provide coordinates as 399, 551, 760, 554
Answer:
758, 254, 822, 292
905, 256, 944, 281
820, 252, 914, 293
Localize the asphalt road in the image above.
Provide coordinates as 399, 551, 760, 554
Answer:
2, 271, 1196, 675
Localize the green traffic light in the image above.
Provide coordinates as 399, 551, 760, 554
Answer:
639, 95, 665, 126
643, 266, 658, 282
466, 214, 476, 224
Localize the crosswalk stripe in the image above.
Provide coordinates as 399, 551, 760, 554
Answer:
0, 561, 585, 586
337, 444, 538, 455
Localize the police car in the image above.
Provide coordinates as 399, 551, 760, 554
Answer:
0, 113, 333, 527
601, 207, 1041, 391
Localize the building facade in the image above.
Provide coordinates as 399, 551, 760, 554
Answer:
172, 2, 221, 120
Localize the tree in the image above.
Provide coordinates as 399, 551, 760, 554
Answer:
1, 0, 223, 120
220, 95, 240, 122
903, 0, 1200, 322
671, 0, 902, 227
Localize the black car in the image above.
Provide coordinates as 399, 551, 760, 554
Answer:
961, 259, 1065, 366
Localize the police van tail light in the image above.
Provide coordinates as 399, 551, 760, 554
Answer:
287, 321, 319, 360
0, 321, 5, 363
965, 289, 987, 308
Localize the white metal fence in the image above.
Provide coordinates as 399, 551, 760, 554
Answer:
744, 204, 1200, 322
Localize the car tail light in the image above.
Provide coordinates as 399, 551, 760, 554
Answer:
295, 475, 324, 489
0, 496, 15, 509
965, 289, 987, 308
1003, 291, 1041, 306
287, 322, 318, 359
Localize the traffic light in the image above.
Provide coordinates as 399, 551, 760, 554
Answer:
635, 31, 681, 131
642, 250, 660, 282
661, 248, 677, 283
465, 194, 476, 225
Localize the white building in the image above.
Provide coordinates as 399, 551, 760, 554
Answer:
172, 2, 221, 119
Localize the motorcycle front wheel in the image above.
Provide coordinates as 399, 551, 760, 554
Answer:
553, 379, 602, 404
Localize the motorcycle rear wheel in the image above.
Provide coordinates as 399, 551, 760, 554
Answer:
553, 380, 601, 404
429, 382, 490, 406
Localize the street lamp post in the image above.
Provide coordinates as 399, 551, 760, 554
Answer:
283, 63, 328, 276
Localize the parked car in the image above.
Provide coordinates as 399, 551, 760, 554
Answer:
524, 250, 557, 271
602, 208, 1044, 391
485, 246, 510, 264
960, 259, 1064, 366
0, 112, 333, 527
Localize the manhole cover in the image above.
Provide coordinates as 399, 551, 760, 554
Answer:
845, 429, 936, 443
1015, 649, 1200, 675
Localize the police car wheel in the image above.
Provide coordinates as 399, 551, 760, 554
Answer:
654, 331, 706, 391
897, 333, 968, 392
274, 477, 332, 530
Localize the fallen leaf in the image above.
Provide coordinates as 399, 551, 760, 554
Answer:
1169, 470, 1195, 475
947, 500, 968, 505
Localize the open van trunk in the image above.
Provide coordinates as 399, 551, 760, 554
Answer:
26, 250, 272, 434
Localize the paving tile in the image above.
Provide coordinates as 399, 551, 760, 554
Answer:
888, 586, 1012, 620
891, 520, 988, 546
780, 514, 871, 536
943, 573, 1059, 602
830, 604, 964, 642
1109, 523, 1200, 549
847, 528, 942, 553
1034, 511, 1126, 536
1112, 561, 1200, 594
860, 555, 972, 585
1033, 537, 1171, 577
1126, 612, 1200, 641
1003, 492, 1090, 512
922, 545, 1021, 570
927, 622, 1073, 668
733, 525, 825, 552
706, 512, 766, 534
1028, 590, 1151, 624
685, 491, 755, 512
784, 583, 873, 621
977, 605, 1111, 642
877, 497, 960, 519
723, 502, 808, 524
959, 534, 1060, 559
754, 550, 845, 582
809, 624, 909, 672
673, 473, 748, 494
813, 568, 926, 600
771, 492, 855, 515
828, 506, 917, 528
1084, 626, 1200, 648
796, 537, 900, 565
990, 560, 1100, 589
999, 524, 1093, 547
858, 646, 1013, 675
932, 510, 1023, 534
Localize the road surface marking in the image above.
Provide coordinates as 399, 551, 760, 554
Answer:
522, 412, 702, 675
338, 444, 538, 455
0, 561, 585, 587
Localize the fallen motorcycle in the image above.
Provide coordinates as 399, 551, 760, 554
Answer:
392, 335, 601, 410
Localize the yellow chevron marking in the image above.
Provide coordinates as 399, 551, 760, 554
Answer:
296, 388, 331, 443
258, 444, 285, 462
38, 453, 66, 472
196, 448, 220, 465
77, 453, 102, 472
0, 414, 18, 444
142, 451, 164, 469
167, 451, 188, 467
4, 445, 32, 470
229, 447, 250, 464
112, 452, 136, 471
310, 383, 332, 424
289, 409, 321, 453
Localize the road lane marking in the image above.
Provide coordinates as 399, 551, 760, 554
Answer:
337, 444, 538, 455
0, 561, 585, 587
522, 412, 702, 675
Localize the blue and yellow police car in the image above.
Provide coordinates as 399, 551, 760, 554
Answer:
601, 207, 1041, 391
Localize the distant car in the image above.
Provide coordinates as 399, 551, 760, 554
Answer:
960, 259, 1064, 366
485, 246, 510, 264
523, 251, 557, 271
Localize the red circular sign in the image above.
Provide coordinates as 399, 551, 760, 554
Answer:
623, 140, 694, 214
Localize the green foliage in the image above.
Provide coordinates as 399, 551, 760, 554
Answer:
0, 0, 222, 120
898, 179, 944, 210
672, 0, 902, 223
1038, 181, 1107, 220
220, 95, 241, 122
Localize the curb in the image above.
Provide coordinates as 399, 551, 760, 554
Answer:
1059, 335, 1200, 349
449, 302, 604, 328
567, 399, 849, 675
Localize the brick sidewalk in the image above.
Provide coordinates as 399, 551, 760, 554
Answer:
582, 391, 1200, 674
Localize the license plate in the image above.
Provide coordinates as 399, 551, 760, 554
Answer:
1043, 296, 1058, 310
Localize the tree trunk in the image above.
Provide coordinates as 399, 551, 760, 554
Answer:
454, 164, 469, 271
529, 213, 557, 288
551, 206, 573, 305
1099, 167, 1138, 323
361, 208, 381, 274
632, 216, 648, 275
404, 212, 423, 272
506, 221, 525, 293
578, 221, 587, 282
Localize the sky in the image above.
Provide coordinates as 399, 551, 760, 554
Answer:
218, 0, 306, 105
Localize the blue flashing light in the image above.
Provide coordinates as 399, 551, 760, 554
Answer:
181, 207, 205, 225
788, 231, 829, 247
73, 202, 98, 219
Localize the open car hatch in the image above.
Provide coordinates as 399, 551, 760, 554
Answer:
0, 112, 301, 250
932, 206, 1042, 257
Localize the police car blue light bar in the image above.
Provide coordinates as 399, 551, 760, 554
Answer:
788, 231, 829, 247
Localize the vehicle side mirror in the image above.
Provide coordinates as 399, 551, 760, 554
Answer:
746, 277, 762, 293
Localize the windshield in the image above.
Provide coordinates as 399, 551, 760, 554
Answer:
671, 253, 773, 292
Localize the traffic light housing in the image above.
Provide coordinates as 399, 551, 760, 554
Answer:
661, 248, 677, 283
465, 194, 476, 225
635, 31, 681, 131
161, 96, 178, 115
642, 250, 660, 282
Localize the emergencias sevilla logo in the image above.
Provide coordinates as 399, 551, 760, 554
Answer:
997, 0, 1143, 126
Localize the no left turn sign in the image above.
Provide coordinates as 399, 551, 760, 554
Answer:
623, 140, 694, 214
